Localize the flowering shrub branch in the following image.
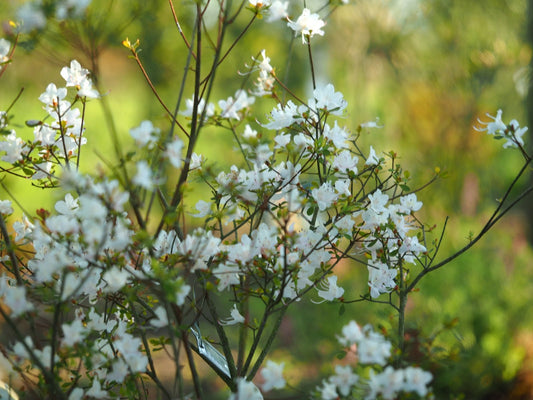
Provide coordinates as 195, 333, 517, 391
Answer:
0, 1, 531, 399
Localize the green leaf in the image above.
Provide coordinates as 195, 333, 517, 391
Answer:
335, 351, 347, 360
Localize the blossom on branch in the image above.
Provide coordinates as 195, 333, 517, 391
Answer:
261, 360, 286, 391
475, 109, 528, 149
229, 378, 263, 400
0, 39, 11, 64
288, 8, 326, 43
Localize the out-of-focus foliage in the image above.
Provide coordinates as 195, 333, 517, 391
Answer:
328, 0, 530, 209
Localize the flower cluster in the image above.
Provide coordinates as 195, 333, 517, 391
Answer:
248, 0, 289, 23
0, 54, 432, 398
250, 50, 275, 96
288, 8, 326, 43
16, 0, 91, 33
317, 321, 433, 399
475, 109, 528, 149
362, 190, 426, 298
0, 59, 98, 184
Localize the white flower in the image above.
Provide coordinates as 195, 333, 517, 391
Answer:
504, 119, 527, 148
191, 200, 211, 218
475, 109, 507, 136
165, 138, 184, 168
0, 200, 13, 215
55, 193, 79, 215
13, 214, 34, 242
316, 275, 344, 302
68, 388, 84, 400
213, 264, 241, 291
78, 194, 107, 221
13, 336, 34, 360
475, 109, 528, 149
228, 378, 263, 400
337, 320, 363, 346
61, 60, 90, 87
102, 267, 130, 292
368, 189, 389, 213
357, 327, 392, 366
360, 118, 383, 129
263, 100, 301, 130
332, 150, 358, 174
106, 358, 129, 383
261, 360, 286, 391
250, 49, 276, 95
150, 306, 169, 328
133, 160, 156, 190
176, 228, 221, 271
16, 1, 47, 32
312, 84, 347, 115
287, 8, 326, 43
39, 83, 68, 105
329, 365, 358, 396
274, 132, 291, 148
154, 229, 179, 255
220, 304, 245, 325
219, 89, 255, 120
403, 366, 433, 396
323, 121, 349, 149
335, 179, 351, 197
0, 39, 11, 63
367, 260, 397, 299
180, 97, 215, 120
175, 280, 191, 306
367, 366, 402, 399
190, 152, 205, 169
33, 125, 55, 146
266, 1, 289, 22
55, 0, 91, 20
130, 120, 160, 147
77, 77, 99, 98
318, 381, 338, 400
293, 132, 313, 151
0, 111, 7, 129
399, 193, 422, 213
45, 215, 79, 235
312, 182, 338, 211
365, 145, 380, 166
31, 161, 53, 180
61, 318, 86, 347
0, 131, 26, 163
114, 334, 147, 373
0, 277, 33, 317
85, 379, 108, 399
242, 124, 258, 140
398, 236, 426, 264
85, 308, 114, 332
249, 0, 271, 8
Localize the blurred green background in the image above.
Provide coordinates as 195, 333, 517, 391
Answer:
2, 0, 533, 398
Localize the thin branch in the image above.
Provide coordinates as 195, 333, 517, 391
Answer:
408, 180, 533, 292
168, 0, 196, 58
125, 44, 189, 138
